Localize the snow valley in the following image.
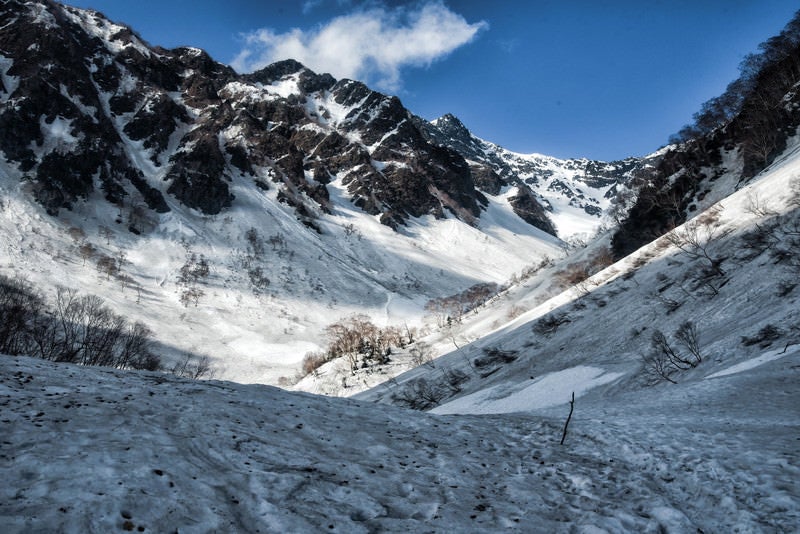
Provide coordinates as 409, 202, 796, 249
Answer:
1, 1, 800, 532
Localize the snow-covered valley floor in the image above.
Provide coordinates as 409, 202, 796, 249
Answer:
1, 350, 797, 532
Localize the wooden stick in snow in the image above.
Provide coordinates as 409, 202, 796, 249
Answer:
560, 392, 575, 445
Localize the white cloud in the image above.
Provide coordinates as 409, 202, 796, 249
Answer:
231, 2, 487, 91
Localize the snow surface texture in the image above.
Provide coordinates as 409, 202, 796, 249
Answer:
1, 350, 797, 533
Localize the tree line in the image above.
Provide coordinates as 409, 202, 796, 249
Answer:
0, 274, 160, 370
612, 10, 800, 258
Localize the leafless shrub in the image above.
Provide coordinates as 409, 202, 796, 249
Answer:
554, 262, 591, 288
117, 273, 135, 292
506, 305, 526, 320
651, 330, 695, 371
382, 326, 406, 349
771, 217, 800, 273
629, 250, 657, 271
642, 349, 678, 384
96, 254, 118, 280
533, 313, 571, 335
425, 282, 501, 327
170, 353, 214, 379
512, 257, 555, 284
665, 211, 730, 276
473, 347, 518, 369
744, 191, 778, 217
441, 367, 469, 393
741, 324, 782, 348
178, 253, 210, 286
301, 351, 328, 376
78, 242, 96, 265
409, 341, 434, 367
67, 226, 86, 242
642, 326, 703, 385
247, 266, 270, 292
267, 233, 286, 252
737, 221, 780, 261
674, 321, 702, 365
652, 236, 672, 253
392, 378, 447, 410
179, 287, 205, 307
245, 227, 265, 257
473, 347, 518, 377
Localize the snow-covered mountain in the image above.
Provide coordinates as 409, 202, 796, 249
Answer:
415, 113, 663, 240
359, 134, 800, 413
0, 0, 569, 382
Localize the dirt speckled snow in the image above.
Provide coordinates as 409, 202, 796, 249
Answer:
1, 350, 797, 532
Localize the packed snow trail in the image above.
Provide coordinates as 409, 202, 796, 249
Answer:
1, 354, 797, 532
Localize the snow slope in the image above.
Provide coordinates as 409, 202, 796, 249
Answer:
361, 136, 800, 415
0, 149, 561, 385
1, 350, 797, 533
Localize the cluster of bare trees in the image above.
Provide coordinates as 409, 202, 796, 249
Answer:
736, 188, 800, 281
553, 247, 614, 290
671, 11, 800, 149
0, 275, 160, 370
665, 207, 732, 296
613, 11, 800, 258
238, 228, 285, 295
424, 282, 501, 327
302, 315, 417, 376
177, 252, 209, 307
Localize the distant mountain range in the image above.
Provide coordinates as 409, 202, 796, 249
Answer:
0, 0, 657, 242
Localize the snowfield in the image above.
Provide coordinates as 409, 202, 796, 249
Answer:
1, 349, 797, 533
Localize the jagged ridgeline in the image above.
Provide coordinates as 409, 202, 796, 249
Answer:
0, 0, 497, 231
0, 0, 653, 240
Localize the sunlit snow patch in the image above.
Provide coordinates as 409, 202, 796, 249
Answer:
432, 365, 624, 415
706, 344, 798, 379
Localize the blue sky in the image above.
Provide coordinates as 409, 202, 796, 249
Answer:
68, 1, 798, 161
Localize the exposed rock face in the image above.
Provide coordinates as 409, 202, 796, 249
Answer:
0, 1, 515, 233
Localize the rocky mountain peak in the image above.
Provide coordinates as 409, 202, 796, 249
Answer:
0, 0, 507, 231
432, 113, 471, 139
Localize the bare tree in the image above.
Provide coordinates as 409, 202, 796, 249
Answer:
410, 341, 435, 367
651, 330, 695, 370
674, 321, 702, 365
96, 255, 118, 280
665, 208, 731, 277
642, 349, 679, 384
78, 242, 96, 266
170, 353, 214, 379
